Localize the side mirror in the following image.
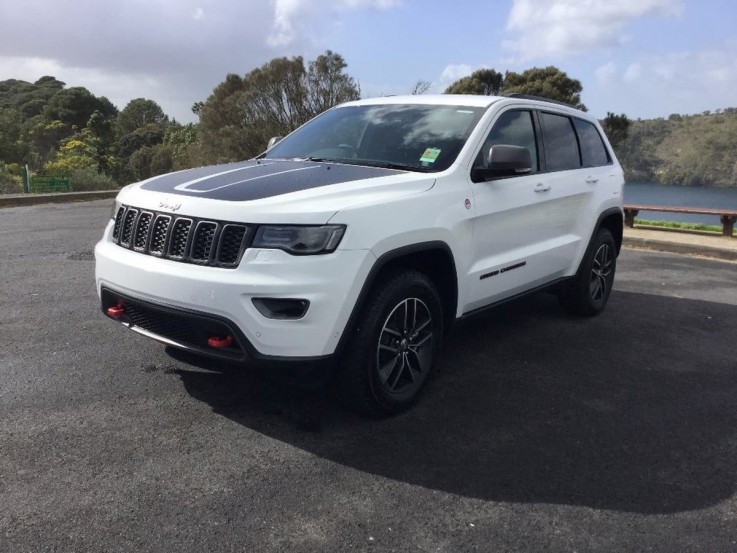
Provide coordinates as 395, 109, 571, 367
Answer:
471, 144, 532, 182
267, 136, 283, 149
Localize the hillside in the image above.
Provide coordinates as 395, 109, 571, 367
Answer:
616, 109, 737, 187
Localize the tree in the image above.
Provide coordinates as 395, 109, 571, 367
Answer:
117, 98, 168, 136
240, 55, 312, 134
44, 86, 118, 132
114, 99, 170, 182
117, 124, 166, 181
198, 50, 361, 164
125, 146, 156, 181
443, 66, 584, 108
503, 66, 585, 110
26, 117, 68, 168
0, 108, 27, 164
44, 128, 99, 175
34, 76, 65, 89
164, 123, 200, 170
444, 69, 503, 95
306, 51, 361, 114
410, 80, 431, 95
601, 112, 630, 151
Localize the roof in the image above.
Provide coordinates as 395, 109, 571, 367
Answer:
345, 94, 503, 108
343, 94, 585, 115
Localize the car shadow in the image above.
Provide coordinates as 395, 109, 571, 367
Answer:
167, 290, 737, 514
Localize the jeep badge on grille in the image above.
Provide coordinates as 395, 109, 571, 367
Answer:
159, 199, 181, 212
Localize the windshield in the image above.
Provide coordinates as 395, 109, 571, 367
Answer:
261, 104, 486, 172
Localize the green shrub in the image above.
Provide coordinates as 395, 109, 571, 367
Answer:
68, 166, 118, 191
0, 163, 22, 194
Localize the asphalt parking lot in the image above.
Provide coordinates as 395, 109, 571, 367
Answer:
1, 200, 736, 552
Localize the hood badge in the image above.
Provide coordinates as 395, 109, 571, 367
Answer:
159, 199, 182, 212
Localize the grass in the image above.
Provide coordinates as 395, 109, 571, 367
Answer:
634, 218, 729, 234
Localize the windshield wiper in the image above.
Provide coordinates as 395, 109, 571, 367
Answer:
300, 156, 343, 163
360, 161, 431, 172
290, 157, 431, 173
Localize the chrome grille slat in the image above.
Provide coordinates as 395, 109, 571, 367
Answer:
120, 208, 138, 247
112, 206, 125, 240
191, 221, 218, 262
217, 225, 249, 266
168, 218, 193, 259
133, 212, 153, 251
149, 215, 171, 255
112, 204, 250, 268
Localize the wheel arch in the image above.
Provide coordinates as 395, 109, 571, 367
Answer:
336, 241, 458, 355
596, 207, 624, 255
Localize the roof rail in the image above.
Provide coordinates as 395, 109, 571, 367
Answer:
504, 93, 577, 108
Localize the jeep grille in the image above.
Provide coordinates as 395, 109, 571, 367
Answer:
112, 204, 252, 268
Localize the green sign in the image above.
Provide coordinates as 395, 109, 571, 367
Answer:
30, 176, 71, 193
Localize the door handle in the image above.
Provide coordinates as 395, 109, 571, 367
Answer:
534, 183, 551, 193
585, 176, 599, 184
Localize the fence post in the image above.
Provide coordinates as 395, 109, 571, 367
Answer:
22, 165, 31, 193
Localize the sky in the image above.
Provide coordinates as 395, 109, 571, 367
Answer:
0, 0, 735, 123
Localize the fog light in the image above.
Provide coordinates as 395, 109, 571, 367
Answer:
252, 298, 310, 320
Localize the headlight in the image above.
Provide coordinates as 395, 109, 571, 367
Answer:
110, 200, 119, 220
252, 225, 346, 255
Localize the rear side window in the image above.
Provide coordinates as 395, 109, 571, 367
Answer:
573, 118, 610, 167
540, 112, 581, 172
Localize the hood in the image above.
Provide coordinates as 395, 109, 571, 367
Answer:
137, 159, 404, 201
117, 159, 435, 224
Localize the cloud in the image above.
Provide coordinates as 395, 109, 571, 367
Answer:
503, 0, 683, 60
438, 64, 474, 88
589, 45, 737, 118
595, 62, 617, 84
624, 62, 643, 82
0, 0, 400, 122
268, 0, 401, 47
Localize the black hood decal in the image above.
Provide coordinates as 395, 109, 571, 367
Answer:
139, 160, 401, 201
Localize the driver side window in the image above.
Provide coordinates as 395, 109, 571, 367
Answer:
474, 110, 538, 173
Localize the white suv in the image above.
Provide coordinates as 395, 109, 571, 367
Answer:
95, 94, 624, 415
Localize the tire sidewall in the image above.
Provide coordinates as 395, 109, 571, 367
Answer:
580, 228, 616, 312
363, 275, 443, 412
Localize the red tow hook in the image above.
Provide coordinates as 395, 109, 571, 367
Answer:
107, 303, 125, 319
208, 335, 233, 349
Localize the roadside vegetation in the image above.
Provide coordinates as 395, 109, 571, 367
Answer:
1, 49, 734, 193
634, 219, 730, 235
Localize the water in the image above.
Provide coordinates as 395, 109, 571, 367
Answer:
623, 182, 737, 225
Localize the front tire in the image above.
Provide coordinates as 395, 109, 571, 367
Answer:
337, 270, 443, 416
559, 228, 617, 316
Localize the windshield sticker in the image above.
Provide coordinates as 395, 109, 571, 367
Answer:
456, 109, 475, 114
420, 148, 441, 163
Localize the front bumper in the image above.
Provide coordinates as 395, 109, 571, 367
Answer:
95, 219, 374, 359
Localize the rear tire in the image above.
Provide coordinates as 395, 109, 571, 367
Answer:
559, 228, 616, 316
336, 270, 443, 417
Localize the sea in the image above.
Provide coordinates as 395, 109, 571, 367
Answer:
624, 182, 737, 225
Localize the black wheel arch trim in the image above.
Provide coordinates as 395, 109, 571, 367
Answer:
593, 206, 624, 254
573, 207, 623, 279
334, 241, 458, 357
